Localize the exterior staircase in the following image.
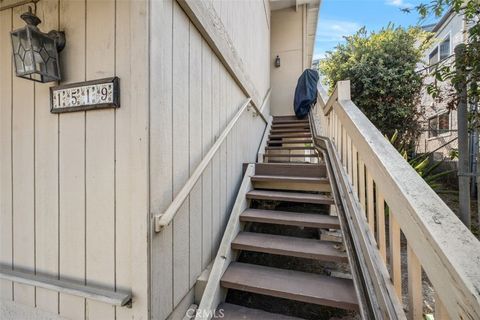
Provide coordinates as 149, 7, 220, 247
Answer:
195, 116, 359, 319
189, 81, 480, 320
264, 116, 318, 163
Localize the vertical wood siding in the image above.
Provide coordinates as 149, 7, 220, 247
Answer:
0, 1, 149, 319
149, 1, 270, 319
0, 0, 269, 319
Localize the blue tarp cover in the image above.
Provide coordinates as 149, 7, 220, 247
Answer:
293, 69, 319, 118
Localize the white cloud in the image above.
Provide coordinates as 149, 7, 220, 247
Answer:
315, 19, 361, 43
313, 19, 362, 61
313, 51, 326, 61
385, 0, 414, 8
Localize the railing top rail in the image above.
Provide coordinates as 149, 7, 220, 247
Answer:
154, 92, 268, 232
316, 80, 480, 319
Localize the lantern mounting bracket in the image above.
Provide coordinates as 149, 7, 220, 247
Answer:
0, 0, 40, 12
47, 30, 66, 52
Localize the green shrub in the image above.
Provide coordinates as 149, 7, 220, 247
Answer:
320, 26, 431, 146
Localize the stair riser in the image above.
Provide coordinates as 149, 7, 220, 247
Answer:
266, 147, 315, 151
270, 130, 311, 134
263, 153, 318, 159
246, 195, 334, 205
254, 163, 326, 178
272, 121, 309, 126
267, 141, 312, 146
239, 216, 339, 229
271, 125, 310, 130
269, 136, 313, 140
252, 181, 331, 193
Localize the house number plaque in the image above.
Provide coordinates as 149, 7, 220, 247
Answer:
50, 77, 119, 113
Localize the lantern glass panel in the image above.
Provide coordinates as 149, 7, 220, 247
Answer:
10, 25, 61, 83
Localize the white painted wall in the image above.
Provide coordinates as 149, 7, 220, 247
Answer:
270, 6, 304, 116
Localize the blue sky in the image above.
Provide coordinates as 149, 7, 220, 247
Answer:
314, 0, 438, 60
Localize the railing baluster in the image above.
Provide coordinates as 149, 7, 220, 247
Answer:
389, 212, 402, 298
366, 171, 375, 231
333, 112, 338, 148
407, 244, 423, 320
337, 114, 342, 154
352, 145, 358, 195
358, 158, 366, 214
329, 113, 333, 139
376, 191, 386, 262
343, 129, 346, 165
347, 136, 352, 180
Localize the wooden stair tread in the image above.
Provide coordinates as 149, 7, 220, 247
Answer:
232, 232, 347, 262
267, 160, 318, 163
271, 124, 310, 129
246, 190, 334, 204
269, 133, 312, 139
270, 130, 311, 135
221, 262, 358, 311
272, 120, 308, 124
251, 175, 328, 184
272, 115, 299, 120
265, 146, 315, 150
240, 208, 340, 228
217, 303, 303, 320
264, 154, 318, 158
267, 139, 312, 145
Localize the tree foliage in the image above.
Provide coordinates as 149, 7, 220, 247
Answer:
319, 26, 431, 144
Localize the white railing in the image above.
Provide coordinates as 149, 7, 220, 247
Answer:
154, 92, 269, 232
313, 80, 480, 319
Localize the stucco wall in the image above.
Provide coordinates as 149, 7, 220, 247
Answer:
270, 6, 304, 116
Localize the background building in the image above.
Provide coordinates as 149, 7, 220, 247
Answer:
416, 9, 468, 160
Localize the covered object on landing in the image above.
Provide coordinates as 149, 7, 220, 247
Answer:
293, 69, 319, 118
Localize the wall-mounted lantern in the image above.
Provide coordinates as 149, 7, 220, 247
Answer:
10, 7, 65, 83
274, 55, 281, 68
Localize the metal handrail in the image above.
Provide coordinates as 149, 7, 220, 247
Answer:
308, 109, 403, 319
154, 94, 269, 232
0, 267, 131, 307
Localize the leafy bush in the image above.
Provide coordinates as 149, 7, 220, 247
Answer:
388, 130, 455, 190
320, 26, 431, 145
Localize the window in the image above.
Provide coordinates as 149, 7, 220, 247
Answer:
429, 48, 439, 73
439, 36, 450, 60
438, 112, 450, 134
428, 35, 451, 72
428, 112, 450, 138
428, 116, 438, 137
